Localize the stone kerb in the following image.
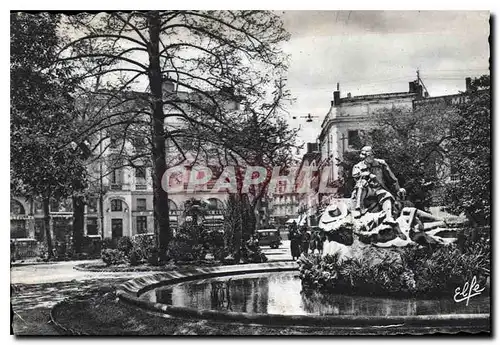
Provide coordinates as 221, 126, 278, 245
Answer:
116, 261, 489, 329
117, 262, 298, 297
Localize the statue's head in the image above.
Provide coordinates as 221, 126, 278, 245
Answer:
360, 146, 374, 163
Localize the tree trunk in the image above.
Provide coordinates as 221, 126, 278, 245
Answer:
233, 196, 243, 262
147, 12, 171, 260
72, 195, 85, 254
254, 198, 262, 229
42, 197, 53, 258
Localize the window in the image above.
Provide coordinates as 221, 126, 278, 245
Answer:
168, 199, 178, 213
109, 134, 120, 148
111, 168, 122, 184
348, 130, 361, 148
136, 198, 147, 211
34, 200, 43, 215
11, 220, 27, 238
110, 199, 122, 212
35, 219, 45, 242
136, 216, 147, 234
10, 200, 25, 215
87, 218, 98, 235
135, 166, 146, 179
87, 197, 98, 214
135, 166, 147, 190
50, 200, 60, 212
111, 219, 123, 238
450, 164, 460, 183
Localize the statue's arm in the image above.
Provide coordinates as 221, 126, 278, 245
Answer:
382, 160, 401, 191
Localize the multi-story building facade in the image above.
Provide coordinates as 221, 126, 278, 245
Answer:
11, 80, 241, 243
317, 80, 424, 188
293, 77, 479, 224
294, 143, 322, 226
268, 192, 300, 226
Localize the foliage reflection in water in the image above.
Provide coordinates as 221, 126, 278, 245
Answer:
139, 271, 490, 316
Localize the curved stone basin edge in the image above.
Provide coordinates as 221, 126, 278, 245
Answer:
116, 262, 490, 328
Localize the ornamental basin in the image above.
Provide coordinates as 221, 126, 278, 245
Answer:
138, 271, 489, 317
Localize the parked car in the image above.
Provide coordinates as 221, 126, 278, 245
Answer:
256, 229, 282, 249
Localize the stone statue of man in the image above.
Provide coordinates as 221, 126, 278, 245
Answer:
351, 146, 406, 224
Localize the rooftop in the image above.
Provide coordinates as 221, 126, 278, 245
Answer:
340, 91, 418, 103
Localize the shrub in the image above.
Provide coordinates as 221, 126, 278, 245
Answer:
52, 241, 68, 261
147, 247, 159, 266
102, 238, 116, 250
37, 241, 49, 261
167, 239, 197, 262
82, 236, 102, 258
101, 249, 126, 266
200, 229, 226, 260
130, 233, 157, 265
167, 223, 208, 262
299, 235, 490, 297
117, 236, 133, 255
128, 249, 141, 266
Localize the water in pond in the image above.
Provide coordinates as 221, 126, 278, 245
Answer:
139, 271, 490, 316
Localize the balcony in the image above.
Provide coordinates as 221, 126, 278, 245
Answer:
110, 184, 122, 191
110, 183, 130, 191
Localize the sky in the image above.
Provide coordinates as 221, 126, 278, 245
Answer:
277, 11, 490, 153
57, 10, 490, 157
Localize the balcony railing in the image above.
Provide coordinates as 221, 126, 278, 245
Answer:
110, 183, 130, 191
110, 183, 122, 190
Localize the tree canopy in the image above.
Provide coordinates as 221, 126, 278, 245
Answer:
444, 75, 491, 226
11, 12, 88, 255
59, 11, 295, 254
11, 12, 87, 202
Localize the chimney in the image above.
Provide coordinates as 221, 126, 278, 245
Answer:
333, 91, 340, 106
307, 142, 319, 154
409, 81, 416, 93
465, 77, 472, 92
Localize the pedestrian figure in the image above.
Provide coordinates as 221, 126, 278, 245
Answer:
309, 230, 323, 255
289, 221, 300, 260
300, 226, 311, 255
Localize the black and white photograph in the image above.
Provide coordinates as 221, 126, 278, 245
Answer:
9, 8, 491, 336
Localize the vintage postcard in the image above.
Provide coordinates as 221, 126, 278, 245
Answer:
10, 10, 491, 336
